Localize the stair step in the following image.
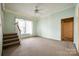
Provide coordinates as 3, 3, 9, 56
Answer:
3, 38, 19, 43
3, 33, 20, 48
3, 33, 17, 36
3, 35, 18, 39
3, 41, 20, 47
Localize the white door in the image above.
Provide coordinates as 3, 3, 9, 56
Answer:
0, 4, 2, 56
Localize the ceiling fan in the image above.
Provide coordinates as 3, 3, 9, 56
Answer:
34, 4, 40, 13
34, 3, 43, 14
34, 3, 44, 17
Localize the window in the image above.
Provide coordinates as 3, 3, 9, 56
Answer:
16, 18, 32, 35
25, 21, 32, 34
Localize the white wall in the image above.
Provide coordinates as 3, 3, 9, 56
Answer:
3, 11, 38, 38
74, 4, 78, 51
37, 6, 79, 50
37, 7, 75, 40
0, 4, 3, 56
75, 4, 79, 52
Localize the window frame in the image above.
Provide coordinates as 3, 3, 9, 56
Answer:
15, 18, 33, 35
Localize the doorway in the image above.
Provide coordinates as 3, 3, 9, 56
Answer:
61, 17, 74, 42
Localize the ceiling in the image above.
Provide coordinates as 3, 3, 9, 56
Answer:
5, 3, 76, 18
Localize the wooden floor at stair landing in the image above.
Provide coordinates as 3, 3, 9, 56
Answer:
2, 37, 79, 56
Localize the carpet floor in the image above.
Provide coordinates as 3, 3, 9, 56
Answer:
2, 37, 78, 56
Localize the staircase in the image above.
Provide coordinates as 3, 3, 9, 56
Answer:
3, 33, 20, 48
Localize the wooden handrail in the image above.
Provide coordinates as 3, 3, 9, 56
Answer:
17, 24, 21, 32
15, 23, 21, 39
15, 23, 21, 32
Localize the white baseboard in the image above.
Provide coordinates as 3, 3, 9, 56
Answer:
73, 43, 79, 54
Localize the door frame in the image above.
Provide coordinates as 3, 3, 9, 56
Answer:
61, 17, 74, 42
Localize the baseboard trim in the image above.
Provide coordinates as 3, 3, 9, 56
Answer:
73, 43, 79, 55
21, 35, 39, 39
38, 36, 60, 41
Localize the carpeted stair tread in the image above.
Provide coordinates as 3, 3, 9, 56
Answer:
3, 38, 19, 43
3, 41, 20, 47
3, 35, 18, 39
3, 33, 17, 36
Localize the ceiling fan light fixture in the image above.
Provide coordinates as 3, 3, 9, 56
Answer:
34, 4, 39, 13
35, 8, 39, 13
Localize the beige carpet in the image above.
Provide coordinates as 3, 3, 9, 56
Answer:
2, 37, 78, 56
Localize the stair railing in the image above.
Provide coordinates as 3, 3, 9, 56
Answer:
15, 22, 21, 40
